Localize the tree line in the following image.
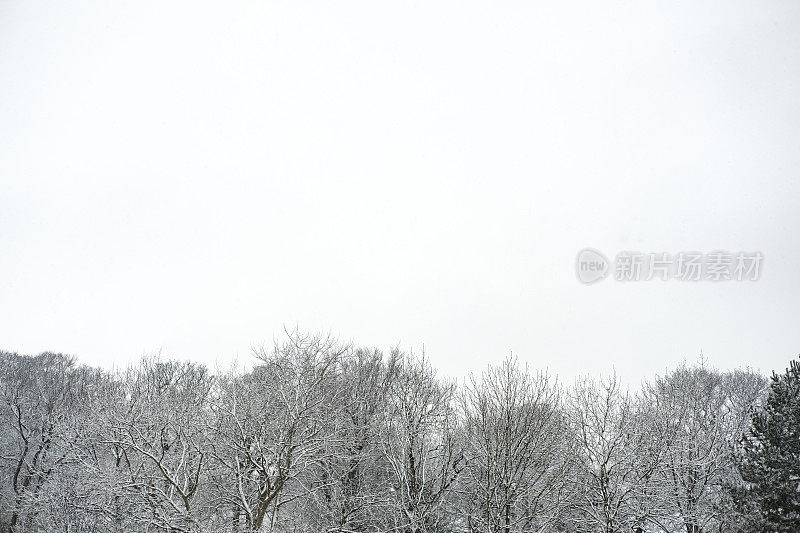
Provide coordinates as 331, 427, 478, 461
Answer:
0, 331, 795, 532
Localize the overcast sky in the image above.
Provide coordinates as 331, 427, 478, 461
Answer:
1, 0, 799, 384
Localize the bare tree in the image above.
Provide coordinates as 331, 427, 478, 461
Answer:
381, 350, 464, 533
208, 331, 346, 532
106, 358, 214, 532
459, 358, 571, 533
308, 346, 399, 532
567, 372, 665, 533
22, 364, 127, 533
644, 364, 765, 533
0, 352, 101, 532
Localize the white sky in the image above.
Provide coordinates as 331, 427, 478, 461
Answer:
1, 0, 799, 384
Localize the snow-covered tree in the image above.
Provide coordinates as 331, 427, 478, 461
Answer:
460, 358, 571, 533
735, 357, 800, 532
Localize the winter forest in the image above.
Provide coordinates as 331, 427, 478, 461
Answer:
1, 331, 796, 533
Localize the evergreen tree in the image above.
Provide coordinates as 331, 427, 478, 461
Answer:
735, 357, 800, 532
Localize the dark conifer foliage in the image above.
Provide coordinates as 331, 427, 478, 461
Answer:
735, 357, 800, 532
